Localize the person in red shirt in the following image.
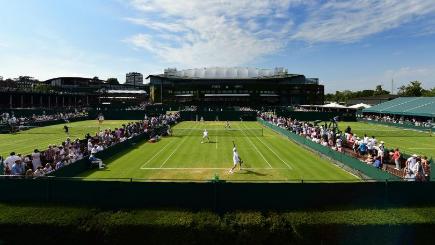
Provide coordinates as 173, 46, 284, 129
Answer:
393, 148, 401, 170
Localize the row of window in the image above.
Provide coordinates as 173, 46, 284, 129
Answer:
170, 90, 321, 95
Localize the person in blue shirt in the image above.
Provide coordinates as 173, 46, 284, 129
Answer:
11, 160, 25, 176
373, 156, 382, 168
358, 142, 368, 156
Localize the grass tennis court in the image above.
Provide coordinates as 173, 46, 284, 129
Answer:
0, 120, 133, 157
338, 121, 435, 158
81, 121, 358, 182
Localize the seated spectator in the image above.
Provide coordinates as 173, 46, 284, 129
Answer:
89, 154, 105, 169
43, 163, 53, 174
25, 169, 34, 178
365, 155, 374, 165
34, 166, 45, 177
373, 156, 382, 168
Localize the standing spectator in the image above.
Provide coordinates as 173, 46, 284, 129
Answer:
377, 141, 385, 164
421, 156, 430, 181
11, 159, 25, 176
4, 152, 21, 174
31, 149, 42, 171
393, 148, 401, 170
357, 142, 368, 156
405, 154, 418, 180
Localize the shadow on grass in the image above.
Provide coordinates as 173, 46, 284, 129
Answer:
238, 169, 268, 176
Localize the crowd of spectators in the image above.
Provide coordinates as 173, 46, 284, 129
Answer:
259, 113, 431, 181
1, 113, 180, 177
1, 111, 88, 129
362, 114, 433, 128
180, 106, 198, 111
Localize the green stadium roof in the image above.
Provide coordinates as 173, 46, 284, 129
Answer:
362, 97, 435, 118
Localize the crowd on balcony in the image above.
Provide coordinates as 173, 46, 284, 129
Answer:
1, 111, 88, 127
1, 113, 180, 177
362, 114, 433, 128
259, 113, 431, 181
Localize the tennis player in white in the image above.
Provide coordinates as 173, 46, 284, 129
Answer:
98, 113, 104, 126
229, 143, 242, 173
201, 129, 209, 143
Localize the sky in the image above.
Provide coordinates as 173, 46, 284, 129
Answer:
1, 0, 435, 93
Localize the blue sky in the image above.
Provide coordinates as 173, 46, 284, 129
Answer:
1, 0, 435, 93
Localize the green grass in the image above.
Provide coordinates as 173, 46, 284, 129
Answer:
80, 121, 358, 182
0, 120, 134, 157
338, 121, 435, 158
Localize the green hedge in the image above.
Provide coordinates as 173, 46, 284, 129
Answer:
0, 204, 434, 244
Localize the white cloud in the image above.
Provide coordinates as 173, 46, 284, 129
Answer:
124, 0, 300, 67
124, 0, 435, 68
293, 0, 435, 43
384, 67, 435, 88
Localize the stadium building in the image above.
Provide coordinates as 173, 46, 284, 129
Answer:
147, 67, 324, 106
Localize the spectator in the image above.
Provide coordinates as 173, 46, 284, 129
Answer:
393, 148, 401, 170
4, 152, 21, 173
405, 154, 418, 181
89, 154, 105, 169
11, 159, 25, 176
31, 149, 42, 171
358, 142, 368, 156
373, 156, 382, 169
25, 169, 34, 178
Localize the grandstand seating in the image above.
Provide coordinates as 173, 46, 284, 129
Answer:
363, 97, 435, 117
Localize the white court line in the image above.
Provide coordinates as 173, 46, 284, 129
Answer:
140, 139, 176, 169
242, 123, 293, 170
238, 124, 273, 169
159, 124, 198, 168
140, 167, 287, 170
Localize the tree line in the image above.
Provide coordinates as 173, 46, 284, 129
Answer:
325, 81, 435, 103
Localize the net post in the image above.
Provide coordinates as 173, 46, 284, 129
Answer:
262, 128, 263, 136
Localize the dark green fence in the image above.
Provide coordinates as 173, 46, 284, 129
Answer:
258, 118, 400, 181
0, 177, 434, 210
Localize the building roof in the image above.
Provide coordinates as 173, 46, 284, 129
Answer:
362, 97, 435, 117
147, 67, 305, 80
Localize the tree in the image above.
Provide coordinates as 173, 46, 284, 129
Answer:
33, 84, 52, 93
398, 81, 425, 96
106, 78, 119, 85
373, 85, 390, 96
422, 87, 435, 97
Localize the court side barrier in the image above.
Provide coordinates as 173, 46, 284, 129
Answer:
257, 118, 400, 181
357, 118, 434, 132
1, 177, 435, 210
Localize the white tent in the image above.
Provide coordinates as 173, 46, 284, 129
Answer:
321, 102, 347, 108
348, 103, 371, 109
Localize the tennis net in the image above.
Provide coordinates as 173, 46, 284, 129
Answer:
172, 128, 263, 137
